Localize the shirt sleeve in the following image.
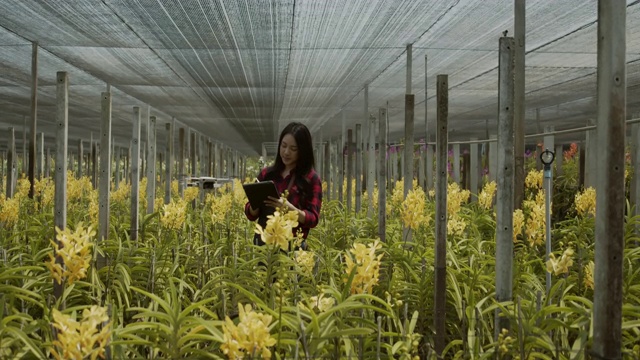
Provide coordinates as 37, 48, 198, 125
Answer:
244, 168, 267, 221
301, 171, 323, 228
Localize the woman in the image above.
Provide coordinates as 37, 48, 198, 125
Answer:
244, 122, 322, 250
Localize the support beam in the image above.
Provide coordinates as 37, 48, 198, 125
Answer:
339, 111, 346, 202
190, 130, 196, 177
98, 91, 112, 270
633, 123, 640, 213
355, 124, 362, 213
452, 143, 460, 184
434, 75, 448, 357
421, 54, 429, 192
6, 128, 16, 198
39, 132, 44, 179
114, 146, 121, 189
495, 36, 515, 335
378, 108, 387, 242
130, 107, 141, 241
28, 42, 38, 198
324, 139, 331, 201
146, 116, 157, 214
367, 114, 376, 217
593, 0, 626, 357
77, 140, 83, 179
514, 0, 526, 210
53, 71, 68, 300
470, 138, 479, 199
347, 129, 353, 212
178, 127, 185, 197
404, 94, 415, 196
165, 121, 173, 204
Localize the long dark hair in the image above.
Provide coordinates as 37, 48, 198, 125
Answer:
264, 122, 315, 199
273, 122, 315, 175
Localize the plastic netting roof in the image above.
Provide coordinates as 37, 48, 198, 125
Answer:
1, 0, 640, 155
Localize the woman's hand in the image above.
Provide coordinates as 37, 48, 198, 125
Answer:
265, 196, 289, 210
265, 196, 306, 224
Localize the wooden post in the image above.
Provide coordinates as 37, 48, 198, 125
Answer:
434, 74, 448, 357
347, 129, 353, 212
514, 0, 526, 210
165, 122, 173, 204
378, 108, 387, 242
28, 42, 38, 198
5, 128, 15, 198
130, 107, 141, 241
495, 36, 515, 335
593, 0, 626, 357
53, 71, 68, 301
97, 91, 112, 270
146, 116, 157, 214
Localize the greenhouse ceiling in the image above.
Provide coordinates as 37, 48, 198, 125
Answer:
1, 0, 640, 155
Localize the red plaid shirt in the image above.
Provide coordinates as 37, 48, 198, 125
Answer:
245, 167, 322, 239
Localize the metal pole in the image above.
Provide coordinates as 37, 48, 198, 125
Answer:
544, 162, 552, 294
593, 0, 626, 357
434, 74, 448, 357
495, 36, 515, 335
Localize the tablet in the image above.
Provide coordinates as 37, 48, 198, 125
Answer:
242, 181, 280, 210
